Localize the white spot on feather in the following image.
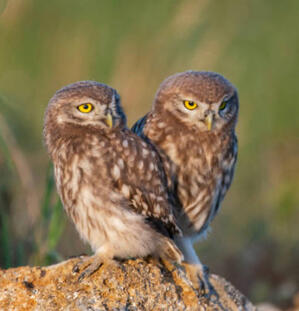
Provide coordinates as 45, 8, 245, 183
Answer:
157, 122, 166, 129
117, 158, 125, 169
121, 184, 130, 197
112, 165, 121, 179
157, 196, 164, 202
154, 204, 161, 214
138, 161, 144, 170
122, 140, 128, 148
149, 163, 154, 171
142, 148, 149, 156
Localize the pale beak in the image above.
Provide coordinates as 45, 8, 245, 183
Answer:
105, 112, 113, 128
205, 112, 214, 131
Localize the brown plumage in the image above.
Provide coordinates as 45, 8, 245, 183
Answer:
132, 71, 239, 272
43, 81, 183, 279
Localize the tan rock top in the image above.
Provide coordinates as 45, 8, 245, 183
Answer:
0, 257, 256, 310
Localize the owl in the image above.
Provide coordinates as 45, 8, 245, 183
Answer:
43, 81, 183, 280
132, 71, 239, 292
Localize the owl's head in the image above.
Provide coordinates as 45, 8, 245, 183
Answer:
154, 71, 239, 132
45, 81, 126, 132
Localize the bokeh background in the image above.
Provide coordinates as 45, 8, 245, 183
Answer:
0, 0, 298, 308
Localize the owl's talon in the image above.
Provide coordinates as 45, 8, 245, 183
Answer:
201, 279, 218, 301
78, 267, 97, 282
185, 263, 218, 300
72, 264, 80, 273
77, 254, 118, 282
198, 265, 218, 301
72, 256, 90, 274
202, 264, 209, 275
77, 259, 103, 282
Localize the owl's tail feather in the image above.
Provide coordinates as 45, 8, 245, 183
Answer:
158, 237, 184, 264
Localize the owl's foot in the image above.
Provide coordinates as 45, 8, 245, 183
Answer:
78, 256, 104, 282
72, 256, 88, 274
72, 255, 103, 282
72, 254, 114, 282
185, 263, 218, 301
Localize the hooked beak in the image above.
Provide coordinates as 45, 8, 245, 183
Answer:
105, 110, 113, 128
204, 111, 214, 131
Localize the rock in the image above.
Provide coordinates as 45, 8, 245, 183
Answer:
0, 256, 256, 310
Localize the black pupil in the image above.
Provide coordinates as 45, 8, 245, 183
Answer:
84, 104, 89, 109
189, 101, 194, 106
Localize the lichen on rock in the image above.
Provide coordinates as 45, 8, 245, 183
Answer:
0, 257, 256, 310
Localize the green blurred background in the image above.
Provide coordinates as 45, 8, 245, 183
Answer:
0, 0, 298, 308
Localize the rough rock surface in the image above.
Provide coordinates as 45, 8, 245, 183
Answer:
0, 256, 256, 310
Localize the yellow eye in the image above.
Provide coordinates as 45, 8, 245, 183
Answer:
183, 100, 197, 110
219, 101, 227, 111
77, 103, 94, 113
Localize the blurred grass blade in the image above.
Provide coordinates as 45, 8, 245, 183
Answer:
0, 128, 15, 172
15, 242, 25, 267
0, 209, 12, 268
33, 163, 65, 265
48, 198, 65, 250
0, 113, 39, 225
41, 163, 55, 222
